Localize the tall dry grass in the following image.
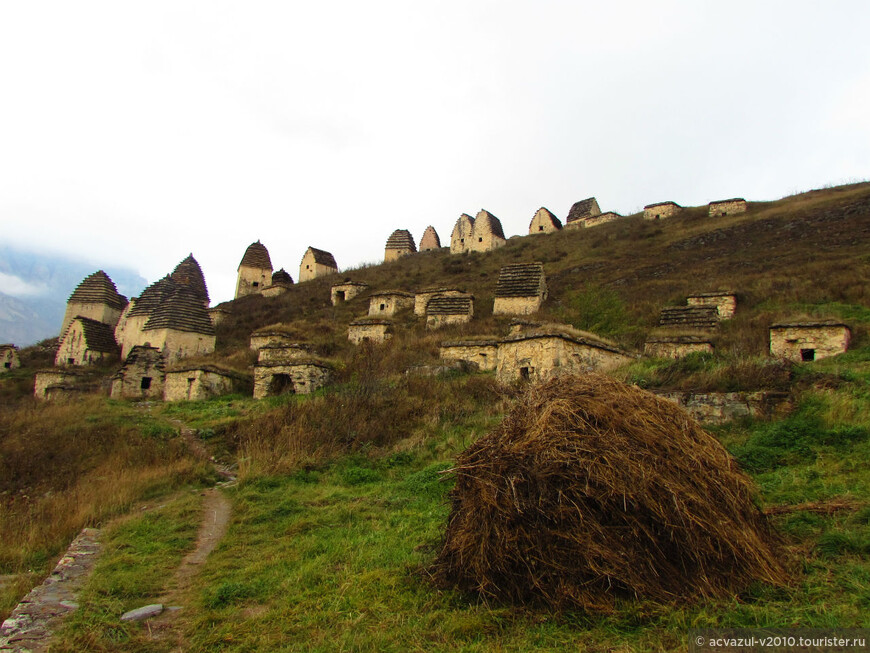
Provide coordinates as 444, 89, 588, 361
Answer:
0, 398, 209, 617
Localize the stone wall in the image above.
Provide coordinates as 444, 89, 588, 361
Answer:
770, 323, 851, 362
439, 341, 498, 371
250, 331, 296, 351
368, 293, 414, 317
164, 369, 239, 401
261, 283, 290, 297
257, 344, 312, 363
34, 370, 83, 399
348, 321, 392, 344
60, 302, 122, 338
54, 320, 116, 367
0, 346, 20, 373
643, 202, 682, 220
654, 391, 791, 425
528, 208, 561, 234
114, 308, 150, 360
414, 289, 464, 316
235, 264, 271, 298
687, 293, 737, 319
384, 247, 414, 263
110, 346, 164, 400
496, 335, 631, 384
450, 214, 475, 254
493, 295, 544, 316
144, 328, 216, 364
208, 308, 231, 326
644, 339, 713, 359
253, 362, 332, 399
331, 283, 368, 305
426, 312, 472, 330
582, 212, 621, 228
299, 251, 337, 282
708, 199, 747, 217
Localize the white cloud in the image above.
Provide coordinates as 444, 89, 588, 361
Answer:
0, 272, 48, 298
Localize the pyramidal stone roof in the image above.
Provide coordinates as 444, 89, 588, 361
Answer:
426, 295, 473, 315
474, 210, 506, 239
385, 229, 417, 251
566, 197, 599, 223
419, 226, 441, 250
67, 271, 127, 310
128, 276, 175, 317
658, 306, 720, 329
73, 316, 120, 354
271, 268, 294, 285
494, 263, 546, 298
239, 241, 273, 271
305, 247, 337, 268
172, 254, 209, 304
143, 286, 216, 335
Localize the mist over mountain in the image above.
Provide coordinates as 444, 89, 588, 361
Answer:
0, 246, 148, 346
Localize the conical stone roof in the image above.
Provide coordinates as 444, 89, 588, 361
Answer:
128, 276, 175, 317
172, 254, 209, 304
385, 229, 417, 251
239, 241, 273, 271
67, 271, 127, 310
143, 286, 216, 335
271, 268, 294, 285
474, 210, 506, 240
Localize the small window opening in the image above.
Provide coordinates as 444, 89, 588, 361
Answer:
460, 238, 464, 244
800, 348, 815, 362
140, 377, 152, 390
4, 362, 10, 369
252, 282, 259, 288
68, 357, 75, 365
519, 367, 530, 381
306, 265, 310, 270
379, 303, 385, 311
538, 225, 544, 231
478, 237, 483, 242
655, 214, 661, 219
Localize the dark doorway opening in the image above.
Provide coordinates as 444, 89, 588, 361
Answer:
520, 367, 530, 381
336, 290, 346, 302
800, 348, 815, 362
140, 377, 152, 390
268, 373, 294, 396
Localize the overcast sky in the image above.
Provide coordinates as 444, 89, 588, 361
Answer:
2, 1, 869, 304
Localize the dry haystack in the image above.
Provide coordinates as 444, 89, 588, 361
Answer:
430, 374, 788, 611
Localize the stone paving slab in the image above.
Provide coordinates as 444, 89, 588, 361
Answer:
0, 528, 101, 652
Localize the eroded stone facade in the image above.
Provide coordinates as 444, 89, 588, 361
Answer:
470, 209, 506, 252
686, 293, 737, 319
299, 247, 338, 282
449, 214, 476, 254
769, 322, 851, 362
163, 367, 245, 401
439, 340, 498, 371
419, 226, 441, 251
110, 345, 165, 400
496, 333, 632, 384
368, 291, 415, 317
348, 320, 392, 345
426, 295, 474, 330
493, 295, 544, 316
643, 201, 682, 220
414, 288, 465, 316
331, 282, 368, 305
253, 361, 332, 399
55, 317, 119, 367
654, 391, 791, 425
528, 208, 561, 235
492, 263, 547, 316
143, 328, 215, 364
581, 212, 622, 228
250, 330, 298, 351
708, 199, 747, 217
0, 345, 20, 373
34, 370, 87, 399
644, 336, 714, 359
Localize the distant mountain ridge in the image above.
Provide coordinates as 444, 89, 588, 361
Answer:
0, 246, 147, 346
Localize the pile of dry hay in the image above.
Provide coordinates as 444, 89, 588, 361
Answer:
430, 374, 789, 611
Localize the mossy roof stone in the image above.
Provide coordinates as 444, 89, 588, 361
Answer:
271, 268, 294, 285
239, 241, 273, 271
566, 198, 599, 223
305, 247, 338, 268
494, 263, 546, 298
143, 286, 216, 335
67, 271, 127, 310
172, 254, 210, 304
426, 295, 473, 315
385, 229, 417, 251
71, 316, 120, 354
